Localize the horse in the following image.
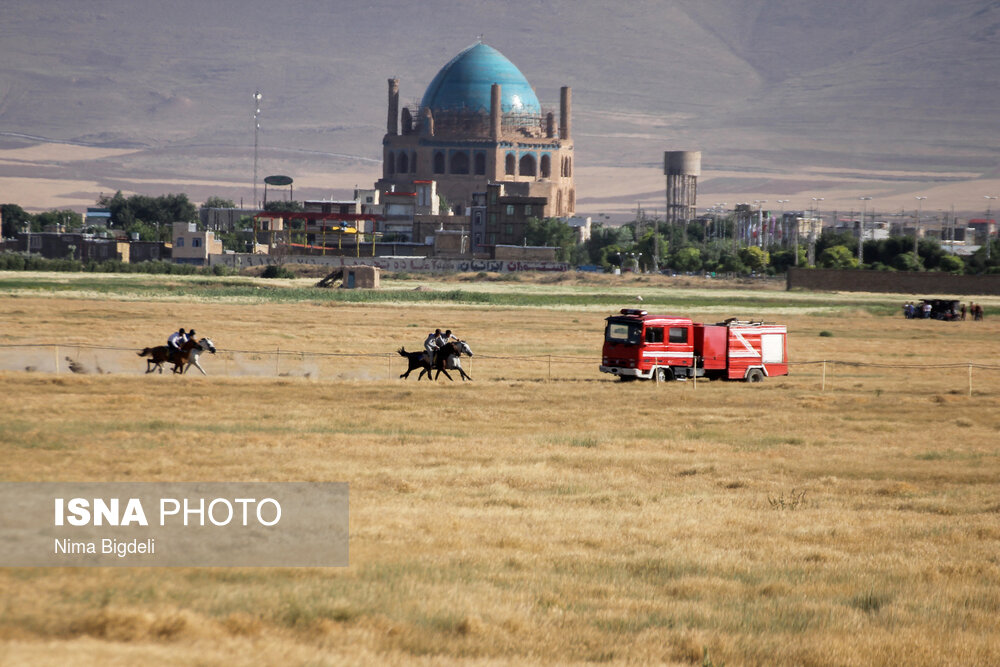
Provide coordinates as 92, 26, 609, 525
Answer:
431, 340, 473, 381
180, 338, 216, 375
397, 346, 432, 380
138, 337, 215, 374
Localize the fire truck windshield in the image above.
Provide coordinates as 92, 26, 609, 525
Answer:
605, 320, 641, 345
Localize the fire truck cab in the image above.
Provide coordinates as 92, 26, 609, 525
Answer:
600, 309, 788, 382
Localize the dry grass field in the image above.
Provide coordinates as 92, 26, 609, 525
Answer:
1, 272, 999, 666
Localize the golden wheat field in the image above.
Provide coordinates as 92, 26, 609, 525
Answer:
1, 272, 1000, 666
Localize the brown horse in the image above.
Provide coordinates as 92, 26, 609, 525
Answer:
138, 337, 201, 374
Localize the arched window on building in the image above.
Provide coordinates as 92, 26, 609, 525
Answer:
433, 151, 445, 174
398, 152, 408, 174
566, 157, 572, 177
450, 151, 469, 174
474, 152, 486, 175
540, 154, 551, 178
505, 153, 516, 176
556, 190, 563, 215
519, 154, 536, 177
569, 188, 575, 211
560, 157, 567, 178
386, 152, 395, 175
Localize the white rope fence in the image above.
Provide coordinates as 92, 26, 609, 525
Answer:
1, 344, 998, 394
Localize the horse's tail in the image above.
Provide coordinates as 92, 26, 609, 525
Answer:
398, 347, 407, 357
137, 348, 152, 357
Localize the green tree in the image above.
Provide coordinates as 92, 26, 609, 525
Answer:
201, 196, 236, 209
97, 191, 197, 228
938, 254, 964, 273
716, 250, 747, 274
263, 200, 303, 212
768, 248, 805, 274
34, 209, 83, 230
818, 245, 859, 269
738, 246, 770, 273
672, 246, 702, 273
525, 217, 579, 263
891, 252, 922, 271
2, 203, 33, 237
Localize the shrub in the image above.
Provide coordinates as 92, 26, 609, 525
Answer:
261, 264, 295, 279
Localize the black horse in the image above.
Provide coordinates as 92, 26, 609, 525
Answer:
397, 347, 434, 380
398, 341, 471, 381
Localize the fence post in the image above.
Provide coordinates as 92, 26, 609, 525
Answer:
821, 361, 827, 392
968, 362, 973, 397
275, 347, 280, 376
54, 345, 60, 374
548, 355, 552, 382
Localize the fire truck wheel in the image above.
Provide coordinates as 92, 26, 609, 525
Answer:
654, 367, 674, 382
746, 369, 764, 383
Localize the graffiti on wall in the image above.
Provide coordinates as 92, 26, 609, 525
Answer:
213, 254, 570, 273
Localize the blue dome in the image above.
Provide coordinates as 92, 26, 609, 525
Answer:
421, 43, 541, 115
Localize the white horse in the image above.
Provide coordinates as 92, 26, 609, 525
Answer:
182, 337, 217, 375
434, 340, 473, 381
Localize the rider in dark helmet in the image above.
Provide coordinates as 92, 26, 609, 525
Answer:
167, 328, 186, 362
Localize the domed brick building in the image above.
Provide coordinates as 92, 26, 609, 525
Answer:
377, 41, 575, 217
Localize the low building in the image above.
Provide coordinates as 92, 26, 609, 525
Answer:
172, 222, 222, 266
14, 231, 129, 262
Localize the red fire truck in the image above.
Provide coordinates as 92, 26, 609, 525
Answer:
600, 309, 788, 382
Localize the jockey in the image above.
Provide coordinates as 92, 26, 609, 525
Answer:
167, 328, 186, 362
425, 329, 442, 364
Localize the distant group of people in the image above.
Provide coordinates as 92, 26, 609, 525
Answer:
902, 302, 933, 319
423, 328, 458, 365
902, 301, 984, 321
166, 327, 197, 360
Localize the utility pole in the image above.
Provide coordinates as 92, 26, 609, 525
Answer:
809, 198, 823, 266
913, 196, 927, 262
985, 196, 998, 260
252, 91, 262, 209
858, 197, 872, 265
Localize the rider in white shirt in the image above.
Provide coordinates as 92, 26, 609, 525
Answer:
167, 328, 186, 362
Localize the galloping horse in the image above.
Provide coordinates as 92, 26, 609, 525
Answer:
398, 341, 474, 381
179, 338, 216, 375
138, 337, 215, 374
430, 340, 474, 381
397, 347, 433, 380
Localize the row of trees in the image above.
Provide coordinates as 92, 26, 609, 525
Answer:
528, 216, 1000, 276
2, 193, 238, 244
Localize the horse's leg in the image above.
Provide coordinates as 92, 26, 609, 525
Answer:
437, 367, 453, 381
459, 367, 472, 381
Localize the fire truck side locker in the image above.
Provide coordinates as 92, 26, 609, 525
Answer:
693, 325, 728, 376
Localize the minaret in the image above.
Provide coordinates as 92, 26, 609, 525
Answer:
387, 78, 399, 135
559, 86, 571, 140
490, 83, 502, 140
